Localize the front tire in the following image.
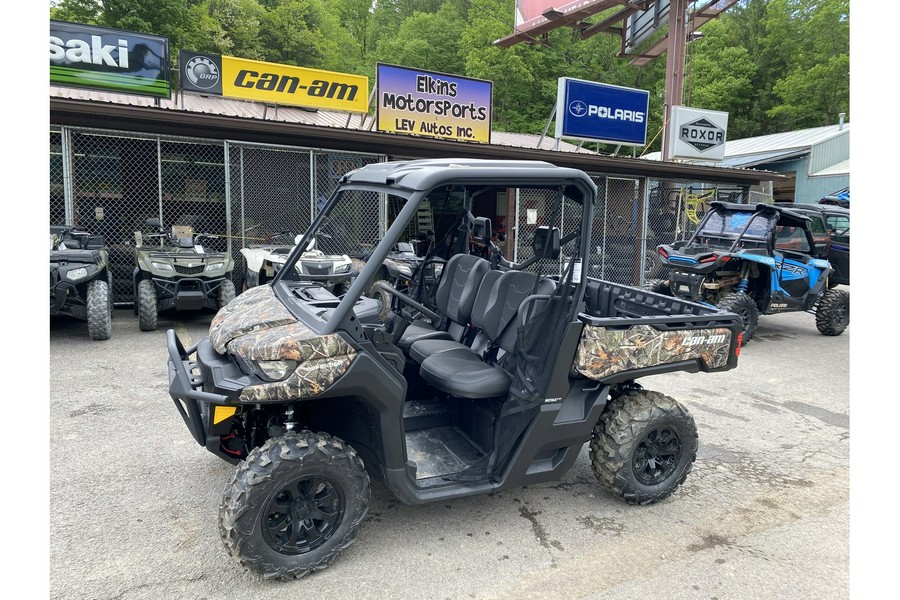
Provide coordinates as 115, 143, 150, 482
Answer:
816, 288, 849, 336
86, 279, 112, 340
219, 431, 370, 581
590, 390, 698, 505
219, 279, 236, 308
137, 279, 158, 331
718, 291, 758, 345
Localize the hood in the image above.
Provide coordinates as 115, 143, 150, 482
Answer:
208, 286, 297, 354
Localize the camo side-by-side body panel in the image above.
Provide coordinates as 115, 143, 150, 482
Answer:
207, 285, 357, 402
574, 324, 733, 381
209, 286, 297, 354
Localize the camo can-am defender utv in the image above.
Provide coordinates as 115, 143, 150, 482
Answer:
134, 218, 236, 331
648, 201, 849, 344
166, 160, 743, 580
50, 225, 113, 340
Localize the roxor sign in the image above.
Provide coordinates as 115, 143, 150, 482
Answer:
668, 106, 729, 162
680, 118, 725, 151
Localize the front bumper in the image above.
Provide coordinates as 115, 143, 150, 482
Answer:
151, 276, 229, 311
166, 329, 249, 463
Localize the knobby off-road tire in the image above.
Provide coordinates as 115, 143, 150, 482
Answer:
332, 280, 351, 297
137, 279, 158, 331
219, 279, 237, 308
641, 278, 671, 296
590, 390, 698, 505
219, 431, 370, 581
718, 291, 758, 345
86, 279, 112, 340
815, 288, 849, 336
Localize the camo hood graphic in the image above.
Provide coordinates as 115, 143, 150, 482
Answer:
208, 285, 357, 400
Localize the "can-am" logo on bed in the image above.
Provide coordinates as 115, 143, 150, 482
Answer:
680, 118, 726, 152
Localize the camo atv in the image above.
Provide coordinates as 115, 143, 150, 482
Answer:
167, 160, 743, 580
133, 218, 236, 331
648, 201, 849, 344
50, 225, 113, 340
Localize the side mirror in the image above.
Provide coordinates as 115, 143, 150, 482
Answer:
532, 226, 561, 259
472, 217, 492, 245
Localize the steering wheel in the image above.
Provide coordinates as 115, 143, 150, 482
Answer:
410, 256, 446, 313
375, 281, 440, 323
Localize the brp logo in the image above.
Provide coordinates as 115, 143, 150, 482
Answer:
184, 55, 220, 89
568, 100, 588, 117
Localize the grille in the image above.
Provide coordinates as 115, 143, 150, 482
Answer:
175, 265, 204, 275
302, 263, 331, 276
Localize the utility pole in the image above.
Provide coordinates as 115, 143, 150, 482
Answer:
661, 0, 688, 161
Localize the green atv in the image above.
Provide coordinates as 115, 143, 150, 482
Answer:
50, 225, 113, 340
133, 218, 236, 331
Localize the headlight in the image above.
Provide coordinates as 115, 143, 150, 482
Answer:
334, 263, 351, 273
151, 261, 175, 272
395, 264, 413, 277
253, 360, 297, 381
65, 267, 89, 281
204, 262, 225, 272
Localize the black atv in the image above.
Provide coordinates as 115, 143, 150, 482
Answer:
133, 218, 236, 331
167, 160, 744, 580
648, 201, 849, 344
50, 225, 113, 340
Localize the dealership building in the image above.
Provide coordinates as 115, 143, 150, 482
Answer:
49, 21, 779, 303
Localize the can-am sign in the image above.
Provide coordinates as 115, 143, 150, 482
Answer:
555, 77, 649, 146
178, 50, 368, 114
668, 106, 729, 161
50, 21, 171, 98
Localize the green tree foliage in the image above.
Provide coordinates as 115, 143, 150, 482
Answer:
375, 3, 466, 75
49, 0, 850, 144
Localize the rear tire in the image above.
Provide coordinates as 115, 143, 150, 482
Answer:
641, 278, 671, 296
590, 390, 697, 505
137, 279, 158, 331
219, 279, 236, 308
86, 279, 112, 340
718, 292, 758, 345
816, 288, 849, 336
219, 431, 370, 581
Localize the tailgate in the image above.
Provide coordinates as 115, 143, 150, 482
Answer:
573, 311, 743, 383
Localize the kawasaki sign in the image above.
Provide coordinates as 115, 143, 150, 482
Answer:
50, 21, 171, 98
668, 106, 729, 162
554, 77, 649, 146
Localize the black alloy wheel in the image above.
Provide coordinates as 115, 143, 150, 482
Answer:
632, 425, 683, 486
263, 475, 346, 555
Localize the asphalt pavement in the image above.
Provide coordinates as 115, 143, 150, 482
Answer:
48, 302, 850, 600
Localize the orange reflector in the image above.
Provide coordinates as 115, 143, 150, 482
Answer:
735, 334, 743, 356
658, 248, 669, 258
699, 254, 718, 263
213, 405, 238, 425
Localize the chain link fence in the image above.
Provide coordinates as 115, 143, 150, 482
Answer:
50, 125, 765, 303
50, 127, 385, 304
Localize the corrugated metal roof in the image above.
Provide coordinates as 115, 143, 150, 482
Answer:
49, 86, 591, 154
810, 158, 849, 177
641, 123, 850, 163
717, 148, 810, 168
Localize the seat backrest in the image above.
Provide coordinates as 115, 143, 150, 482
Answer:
434, 254, 490, 325
471, 271, 556, 353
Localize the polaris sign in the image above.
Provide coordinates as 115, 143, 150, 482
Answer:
668, 106, 729, 161
554, 77, 649, 146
